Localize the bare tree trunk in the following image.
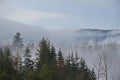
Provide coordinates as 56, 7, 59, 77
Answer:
105, 63, 108, 80
94, 55, 102, 80
95, 51, 111, 80
102, 53, 109, 80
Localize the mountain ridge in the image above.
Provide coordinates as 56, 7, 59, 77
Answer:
76, 29, 120, 42
0, 17, 120, 44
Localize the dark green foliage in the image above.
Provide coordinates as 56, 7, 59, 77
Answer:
64, 53, 96, 80
56, 49, 66, 80
0, 47, 18, 80
37, 38, 51, 66
49, 45, 56, 65
77, 58, 96, 80
0, 38, 96, 80
36, 38, 58, 80
57, 49, 64, 68
64, 52, 78, 80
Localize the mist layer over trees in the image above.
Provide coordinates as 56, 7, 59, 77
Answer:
0, 32, 120, 80
0, 38, 96, 80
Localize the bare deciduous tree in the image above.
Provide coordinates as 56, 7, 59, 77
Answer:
94, 54, 102, 80
94, 49, 112, 80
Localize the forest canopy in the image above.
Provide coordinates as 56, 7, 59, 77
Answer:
0, 36, 96, 80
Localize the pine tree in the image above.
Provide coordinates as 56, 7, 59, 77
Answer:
57, 48, 64, 69
0, 47, 18, 80
77, 58, 96, 80
23, 47, 35, 80
37, 38, 50, 67
12, 53, 23, 80
49, 45, 56, 65
13, 53, 22, 71
49, 45, 58, 80
23, 47, 34, 70
13, 32, 24, 49
36, 38, 58, 80
57, 49, 66, 80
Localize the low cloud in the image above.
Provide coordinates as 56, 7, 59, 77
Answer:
1, 8, 68, 24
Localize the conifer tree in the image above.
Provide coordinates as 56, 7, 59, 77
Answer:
23, 47, 35, 80
57, 48, 64, 69
13, 32, 24, 49
0, 47, 18, 80
37, 38, 50, 67
37, 38, 58, 80
23, 47, 34, 70
57, 49, 65, 80
49, 45, 56, 65
78, 58, 96, 80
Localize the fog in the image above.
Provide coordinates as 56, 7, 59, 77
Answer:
59, 42, 120, 80
0, 17, 120, 80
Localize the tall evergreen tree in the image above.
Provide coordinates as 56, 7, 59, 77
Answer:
57, 48, 64, 69
13, 53, 22, 71
78, 58, 96, 80
13, 32, 24, 49
36, 38, 58, 80
65, 52, 78, 80
57, 49, 66, 80
37, 38, 50, 67
12, 53, 23, 80
50, 45, 56, 65
23, 47, 34, 70
0, 47, 18, 80
23, 47, 35, 80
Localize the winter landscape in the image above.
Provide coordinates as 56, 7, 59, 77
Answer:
0, 0, 120, 80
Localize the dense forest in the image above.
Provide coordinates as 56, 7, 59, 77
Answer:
0, 32, 96, 80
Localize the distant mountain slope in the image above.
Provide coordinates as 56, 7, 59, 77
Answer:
0, 17, 75, 44
0, 17, 120, 44
76, 29, 120, 42
0, 17, 48, 43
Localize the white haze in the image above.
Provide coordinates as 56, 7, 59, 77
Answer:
0, 17, 120, 80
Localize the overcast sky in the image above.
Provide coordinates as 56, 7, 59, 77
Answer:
0, 0, 120, 29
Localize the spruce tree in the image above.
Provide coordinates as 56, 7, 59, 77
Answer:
57, 49, 64, 69
23, 47, 35, 80
23, 47, 34, 70
0, 47, 18, 80
57, 49, 65, 80
78, 58, 96, 80
49, 45, 57, 67
13, 32, 24, 49
36, 38, 58, 80
37, 38, 50, 67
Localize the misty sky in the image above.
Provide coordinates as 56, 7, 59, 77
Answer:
0, 0, 120, 29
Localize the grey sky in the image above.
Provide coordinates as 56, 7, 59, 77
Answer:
0, 0, 120, 29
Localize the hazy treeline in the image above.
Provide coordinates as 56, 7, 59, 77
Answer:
0, 38, 96, 80
0, 32, 120, 80
61, 41, 120, 80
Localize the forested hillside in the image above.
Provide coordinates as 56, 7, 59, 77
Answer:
0, 38, 96, 80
